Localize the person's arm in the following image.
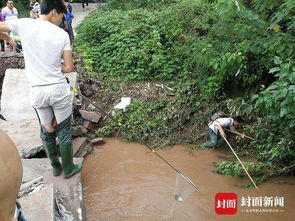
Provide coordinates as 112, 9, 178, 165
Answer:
229, 124, 237, 132
216, 124, 226, 137
0, 23, 17, 48
0, 21, 10, 32
62, 50, 74, 73
30, 10, 39, 19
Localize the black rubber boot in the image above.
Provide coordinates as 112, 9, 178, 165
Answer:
54, 115, 82, 179
40, 127, 62, 176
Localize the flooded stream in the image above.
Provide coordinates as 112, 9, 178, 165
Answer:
82, 138, 295, 221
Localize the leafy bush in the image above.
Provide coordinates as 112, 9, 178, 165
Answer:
214, 0, 295, 176
106, 0, 180, 10
214, 161, 268, 177
76, 0, 236, 98
76, 9, 177, 81
97, 101, 174, 146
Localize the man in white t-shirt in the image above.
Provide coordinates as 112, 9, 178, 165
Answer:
1, 0, 18, 21
0, 0, 82, 179
202, 116, 243, 148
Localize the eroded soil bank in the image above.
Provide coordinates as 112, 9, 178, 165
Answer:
82, 138, 295, 221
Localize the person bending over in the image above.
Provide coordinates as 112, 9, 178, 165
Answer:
202, 116, 244, 148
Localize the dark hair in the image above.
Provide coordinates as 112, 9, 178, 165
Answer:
233, 116, 244, 123
40, 0, 67, 15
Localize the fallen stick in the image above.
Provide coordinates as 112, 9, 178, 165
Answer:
20, 176, 43, 192
222, 136, 259, 190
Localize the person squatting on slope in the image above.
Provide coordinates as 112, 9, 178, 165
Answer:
0, 0, 82, 179
202, 116, 244, 148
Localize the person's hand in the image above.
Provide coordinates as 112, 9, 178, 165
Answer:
220, 131, 226, 137
7, 38, 17, 49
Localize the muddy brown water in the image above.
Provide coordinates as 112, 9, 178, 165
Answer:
82, 138, 295, 221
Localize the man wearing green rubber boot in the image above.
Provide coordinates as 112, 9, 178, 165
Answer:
0, 0, 82, 179
202, 116, 243, 148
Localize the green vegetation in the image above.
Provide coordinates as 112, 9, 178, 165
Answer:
75, 0, 295, 185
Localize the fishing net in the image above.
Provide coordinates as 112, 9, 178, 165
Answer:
174, 172, 196, 202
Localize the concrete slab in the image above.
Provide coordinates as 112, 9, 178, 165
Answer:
22, 158, 84, 182
19, 184, 55, 221
45, 171, 84, 220
22, 159, 51, 183
21, 158, 85, 220
0, 69, 36, 121
0, 119, 43, 158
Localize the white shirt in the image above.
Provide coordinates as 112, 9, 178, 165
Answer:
8, 18, 72, 86
32, 4, 40, 14
1, 6, 18, 21
209, 118, 235, 134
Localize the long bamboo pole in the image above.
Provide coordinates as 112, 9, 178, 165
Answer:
222, 136, 259, 190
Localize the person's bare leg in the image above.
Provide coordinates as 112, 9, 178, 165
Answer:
43, 123, 54, 133
0, 129, 23, 220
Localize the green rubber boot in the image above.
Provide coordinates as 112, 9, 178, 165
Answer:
60, 144, 82, 179
202, 141, 215, 148
55, 115, 82, 179
40, 126, 62, 176
43, 142, 63, 176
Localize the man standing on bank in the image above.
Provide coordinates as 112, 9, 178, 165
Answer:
82, 0, 88, 9
0, 0, 82, 179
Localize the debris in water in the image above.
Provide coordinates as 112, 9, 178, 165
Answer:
175, 194, 184, 202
